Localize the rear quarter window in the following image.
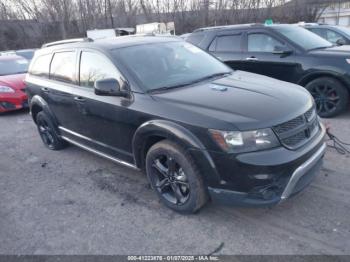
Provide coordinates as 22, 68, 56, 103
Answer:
29, 54, 52, 78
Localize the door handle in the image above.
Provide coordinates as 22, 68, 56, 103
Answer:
245, 57, 259, 61
41, 87, 50, 93
74, 96, 86, 102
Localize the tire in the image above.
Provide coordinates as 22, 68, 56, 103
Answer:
36, 111, 67, 150
146, 140, 208, 214
305, 77, 349, 118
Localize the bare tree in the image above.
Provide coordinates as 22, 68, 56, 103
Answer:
0, 0, 339, 50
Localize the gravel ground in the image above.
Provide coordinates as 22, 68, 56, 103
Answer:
0, 109, 349, 255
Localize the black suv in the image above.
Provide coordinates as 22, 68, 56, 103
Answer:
187, 24, 350, 117
26, 36, 326, 213
301, 23, 350, 46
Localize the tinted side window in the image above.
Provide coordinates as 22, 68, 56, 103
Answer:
50, 52, 76, 84
326, 29, 346, 44
210, 35, 241, 52
79, 52, 122, 88
29, 54, 52, 78
248, 33, 285, 52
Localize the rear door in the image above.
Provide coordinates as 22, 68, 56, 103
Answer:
241, 29, 298, 82
208, 31, 244, 70
59, 49, 134, 163
46, 50, 81, 131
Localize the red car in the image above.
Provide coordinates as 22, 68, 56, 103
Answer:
0, 55, 29, 113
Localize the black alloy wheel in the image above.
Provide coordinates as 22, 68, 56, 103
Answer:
146, 140, 208, 213
151, 154, 190, 206
37, 117, 55, 149
310, 84, 340, 115
36, 111, 67, 150
305, 77, 349, 118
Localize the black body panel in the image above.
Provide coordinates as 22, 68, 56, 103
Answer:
26, 35, 326, 207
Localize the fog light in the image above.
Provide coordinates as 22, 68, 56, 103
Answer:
262, 189, 277, 200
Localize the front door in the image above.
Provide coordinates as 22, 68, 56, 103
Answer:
241, 30, 298, 83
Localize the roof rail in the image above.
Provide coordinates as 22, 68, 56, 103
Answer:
42, 38, 93, 48
193, 23, 262, 33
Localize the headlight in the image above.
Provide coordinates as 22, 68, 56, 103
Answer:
0, 86, 15, 93
209, 128, 280, 153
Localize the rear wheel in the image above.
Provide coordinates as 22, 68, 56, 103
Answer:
305, 77, 349, 118
146, 140, 208, 214
36, 112, 67, 150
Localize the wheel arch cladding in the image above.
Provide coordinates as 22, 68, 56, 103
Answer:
133, 120, 205, 166
132, 120, 221, 186
31, 104, 43, 124
30, 95, 59, 128
299, 72, 350, 93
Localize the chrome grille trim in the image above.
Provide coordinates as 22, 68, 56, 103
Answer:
273, 106, 320, 150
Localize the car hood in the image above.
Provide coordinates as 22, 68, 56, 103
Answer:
151, 71, 313, 131
309, 45, 350, 57
0, 73, 26, 90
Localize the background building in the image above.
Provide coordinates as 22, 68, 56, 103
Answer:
318, 1, 350, 26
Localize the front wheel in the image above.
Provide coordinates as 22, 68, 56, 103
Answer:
146, 140, 208, 214
305, 77, 349, 118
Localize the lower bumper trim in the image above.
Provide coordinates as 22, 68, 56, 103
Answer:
208, 187, 280, 207
280, 143, 326, 200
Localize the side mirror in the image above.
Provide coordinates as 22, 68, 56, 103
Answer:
336, 38, 346, 46
273, 46, 293, 55
94, 78, 127, 97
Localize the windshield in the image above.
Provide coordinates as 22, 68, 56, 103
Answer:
0, 58, 29, 76
273, 26, 333, 51
113, 41, 231, 91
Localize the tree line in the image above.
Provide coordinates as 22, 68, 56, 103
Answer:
0, 0, 338, 50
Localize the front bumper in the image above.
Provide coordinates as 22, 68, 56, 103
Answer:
203, 124, 326, 207
208, 143, 325, 207
0, 90, 28, 113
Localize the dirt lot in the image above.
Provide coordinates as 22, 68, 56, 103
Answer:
0, 109, 349, 255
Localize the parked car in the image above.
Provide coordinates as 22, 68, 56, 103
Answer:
15, 49, 36, 61
1, 49, 36, 61
187, 24, 350, 118
26, 36, 326, 213
0, 55, 29, 113
300, 23, 350, 46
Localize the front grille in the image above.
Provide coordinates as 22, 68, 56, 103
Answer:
305, 106, 316, 122
273, 106, 320, 150
283, 131, 308, 148
274, 115, 305, 135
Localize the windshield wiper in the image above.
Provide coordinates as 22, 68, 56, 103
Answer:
147, 83, 192, 93
148, 72, 232, 94
194, 71, 232, 82
308, 46, 332, 51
